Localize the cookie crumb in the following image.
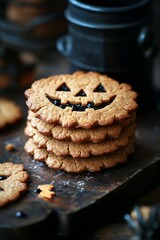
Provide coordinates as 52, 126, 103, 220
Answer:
37, 184, 55, 200
5, 143, 15, 151
15, 210, 26, 218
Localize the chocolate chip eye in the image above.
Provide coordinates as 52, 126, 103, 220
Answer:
56, 83, 70, 91
75, 90, 87, 97
0, 187, 4, 191
94, 84, 106, 92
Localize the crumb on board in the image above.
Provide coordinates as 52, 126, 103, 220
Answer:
5, 143, 15, 151
36, 184, 55, 200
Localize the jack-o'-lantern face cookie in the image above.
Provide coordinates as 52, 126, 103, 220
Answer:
25, 71, 138, 128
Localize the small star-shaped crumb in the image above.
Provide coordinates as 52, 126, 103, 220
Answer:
37, 184, 55, 200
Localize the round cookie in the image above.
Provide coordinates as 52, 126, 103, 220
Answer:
28, 110, 136, 143
0, 162, 28, 207
0, 98, 22, 129
25, 71, 138, 129
24, 122, 135, 158
24, 138, 135, 173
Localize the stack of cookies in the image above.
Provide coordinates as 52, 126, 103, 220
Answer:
24, 71, 138, 173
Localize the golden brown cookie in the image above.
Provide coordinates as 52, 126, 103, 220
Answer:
24, 138, 135, 173
0, 162, 28, 207
25, 71, 138, 129
28, 110, 136, 143
24, 138, 47, 162
24, 122, 135, 158
0, 98, 22, 129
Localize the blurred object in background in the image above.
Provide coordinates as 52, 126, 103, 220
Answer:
0, 46, 36, 91
5, 0, 67, 41
0, 46, 14, 90
152, 0, 160, 112
0, 0, 67, 54
124, 205, 160, 240
0, 0, 67, 91
57, 0, 157, 112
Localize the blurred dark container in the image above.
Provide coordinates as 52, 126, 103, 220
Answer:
0, 0, 68, 90
57, 0, 157, 112
0, 0, 67, 54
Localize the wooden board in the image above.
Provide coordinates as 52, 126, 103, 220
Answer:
0, 92, 160, 239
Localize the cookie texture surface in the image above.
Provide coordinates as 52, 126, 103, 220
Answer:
25, 71, 138, 128
0, 162, 28, 207
24, 138, 47, 161
24, 138, 135, 173
25, 122, 135, 158
0, 98, 22, 129
28, 110, 136, 143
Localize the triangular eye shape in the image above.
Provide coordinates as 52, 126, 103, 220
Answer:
75, 90, 87, 97
56, 83, 70, 91
94, 84, 106, 92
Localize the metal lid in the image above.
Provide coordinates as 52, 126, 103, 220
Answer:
66, 0, 153, 29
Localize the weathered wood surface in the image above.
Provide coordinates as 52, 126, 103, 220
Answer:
0, 90, 160, 240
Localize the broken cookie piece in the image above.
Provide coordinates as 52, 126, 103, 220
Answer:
36, 184, 55, 200
0, 162, 29, 207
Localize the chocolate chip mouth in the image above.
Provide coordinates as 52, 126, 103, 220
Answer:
47, 95, 116, 111
0, 176, 7, 180
46, 82, 116, 111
